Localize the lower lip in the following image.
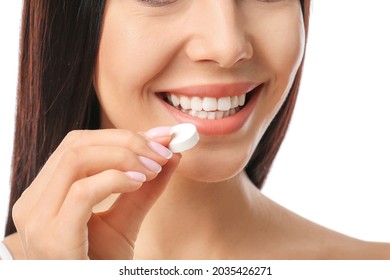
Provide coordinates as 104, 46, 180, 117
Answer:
158, 87, 261, 136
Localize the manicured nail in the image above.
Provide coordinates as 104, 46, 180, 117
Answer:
125, 171, 146, 182
148, 141, 173, 159
138, 156, 162, 173
145, 126, 172, 139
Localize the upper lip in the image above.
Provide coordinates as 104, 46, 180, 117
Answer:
157, 82, 260, 98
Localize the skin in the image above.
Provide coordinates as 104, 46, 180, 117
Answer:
2, 0, 390, 259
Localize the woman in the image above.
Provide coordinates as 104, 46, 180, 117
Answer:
1, 0, 389, 259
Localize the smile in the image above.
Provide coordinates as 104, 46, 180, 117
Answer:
156, 83, 262, 135
161, 92, 248, 120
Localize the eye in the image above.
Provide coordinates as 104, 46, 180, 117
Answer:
256, 0, 286, 2
136, 0, 178, 7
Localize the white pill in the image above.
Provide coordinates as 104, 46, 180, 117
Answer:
168, 123, 199, 153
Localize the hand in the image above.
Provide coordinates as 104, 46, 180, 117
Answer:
12, 128, 180, 259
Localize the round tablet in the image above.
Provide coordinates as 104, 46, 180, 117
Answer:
168, 123, 199, 153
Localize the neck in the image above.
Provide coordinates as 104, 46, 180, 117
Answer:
133, 171, 264, 259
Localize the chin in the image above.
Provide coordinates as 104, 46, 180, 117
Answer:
173, 149, 249, 183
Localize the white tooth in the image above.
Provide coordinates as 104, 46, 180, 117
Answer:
223, 111, 230, 118
207, 112, 216, 120
181, 109, 190, 114
203, 97, 218, 111
231, 96, 239, 108
229, 108, 235, 116
218, 97, 231, 111
171, 94, 180, 107
238, 94, 246, 106
216, 111, 224, 119
197, 111, 208, 119
180, 96, 191, 109
190, 96, 203, 111
189, 110, 197, 116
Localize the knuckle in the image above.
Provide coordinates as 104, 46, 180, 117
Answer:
63, 130, 88, 147
107, 169, 133, 185
59, 147, 83, 169
69, 181, 93, 203
119, 129, 140, 145
12, 200, 24, 226
63, 130, 80, 145
12, 197, 41, 236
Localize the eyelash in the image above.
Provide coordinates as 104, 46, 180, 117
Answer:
137, 0, 283, 7
137, 0, 177, 6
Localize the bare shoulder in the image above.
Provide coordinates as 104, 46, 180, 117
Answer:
368, 241, 390, 259
339, 239, 390, 260
2, 233, 27, 260
249, 193, 390, 259
286, 215, 390, 259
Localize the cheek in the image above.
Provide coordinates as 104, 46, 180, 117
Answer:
94, 9, 179, 129
96, 8, 169, 91
257, 8, 305, 86
251, 7, 305, 133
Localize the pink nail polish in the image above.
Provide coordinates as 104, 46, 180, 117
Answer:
138, 156, 162, 173
145, 126, 172, 139
125, 171, 146, 182
148, 141, 173, 159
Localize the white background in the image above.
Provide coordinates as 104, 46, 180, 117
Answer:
1, 0, 389, 243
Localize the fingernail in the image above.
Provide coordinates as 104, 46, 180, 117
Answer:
145, 126, 172, 139
125, 171, 146, 182
148, 141, 173, 159
138, 156, 162, 173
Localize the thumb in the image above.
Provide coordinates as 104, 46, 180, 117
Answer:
102, 154, 181, 237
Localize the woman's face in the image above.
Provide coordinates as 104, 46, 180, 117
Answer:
94, 0, 305, 182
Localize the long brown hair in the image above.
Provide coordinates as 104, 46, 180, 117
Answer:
5, 0, 310, 237
246, 0, 311, 187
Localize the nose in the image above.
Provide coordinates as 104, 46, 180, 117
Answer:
184, 1, 254, 68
